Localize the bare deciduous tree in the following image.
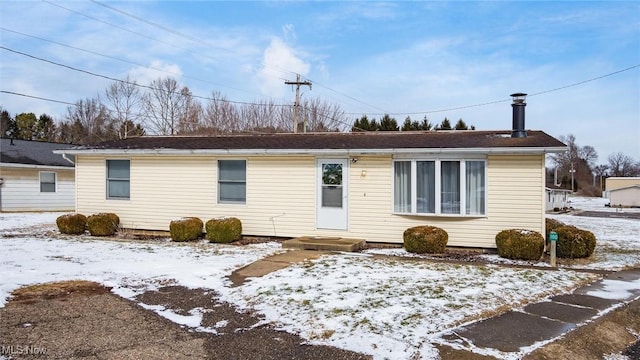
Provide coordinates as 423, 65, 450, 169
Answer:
608, 152, 640, 177
143, 77, 193, 135
104, 76, 144, 139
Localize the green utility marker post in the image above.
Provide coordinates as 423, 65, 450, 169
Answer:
549, 231, 558, 267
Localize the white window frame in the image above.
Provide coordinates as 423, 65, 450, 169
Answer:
39, 171, 56, 193
392, 157, 487, 217
217, 159, 247, 204
106, 159, 130, 200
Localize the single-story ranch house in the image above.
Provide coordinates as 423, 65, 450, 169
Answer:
0, 138, 76, 212
605, 177, 640, 207
55, 97, 567, 248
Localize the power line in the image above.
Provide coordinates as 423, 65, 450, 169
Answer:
0, 46, 291, 108
45, 0, 387, 115
346, 64, 640, 117
0, 91, 76, 106
0, 27, 264, 98
89, 0, 297, 80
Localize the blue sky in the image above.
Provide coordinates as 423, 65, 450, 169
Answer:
1, 1, 638, 163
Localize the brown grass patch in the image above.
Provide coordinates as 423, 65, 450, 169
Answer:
10, 280, 111, 303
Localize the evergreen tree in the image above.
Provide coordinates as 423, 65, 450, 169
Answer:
436, 117, 452, 130
378, 114, 399, 131
0, 109, 13, 138
419, 116, 432, 130
454, 119, 468, 130
35, 114, 57, 141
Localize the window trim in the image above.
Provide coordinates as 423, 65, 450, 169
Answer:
39, 171, 56, 193
106, 159, 131, 200
392, 158, 487, 217
217, 159, 247, 204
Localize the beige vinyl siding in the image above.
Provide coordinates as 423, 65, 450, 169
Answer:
74, 153, 546, 248
348, 154, 545, 247
76, 155, 318, 235
606, 177, 640, 191
0, 166, 75, 211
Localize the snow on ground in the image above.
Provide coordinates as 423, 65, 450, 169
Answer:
567, 195, 640, 213
0, 208, 628, 359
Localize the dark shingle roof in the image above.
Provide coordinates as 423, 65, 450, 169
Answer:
70, 130, 565, 152
0, 138, 76, 167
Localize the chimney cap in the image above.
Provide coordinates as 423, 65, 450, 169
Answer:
510, 93, 527, 103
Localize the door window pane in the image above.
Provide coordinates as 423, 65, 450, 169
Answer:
322, 163, 343, 207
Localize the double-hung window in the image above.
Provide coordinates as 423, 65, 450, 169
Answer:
218, 160, 246, 204
106, 160, 130, 199
40, 172, 56, 193
393, 159, 486, 216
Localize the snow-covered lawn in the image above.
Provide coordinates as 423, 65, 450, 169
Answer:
0, 205, 632, 359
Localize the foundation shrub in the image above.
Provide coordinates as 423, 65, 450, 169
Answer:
546, 218, 565, 235
403, 225, 448, 254
169, 217, 203, 242
555, 225, 597, 258
206, 217, 242, 243
87, 213, 120, 236
495, 229, 545, 260
56, 213, 87, 235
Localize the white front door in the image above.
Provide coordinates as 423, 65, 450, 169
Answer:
316, 159, 348, 230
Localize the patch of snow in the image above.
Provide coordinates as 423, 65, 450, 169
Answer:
0, 212, 66, 232
584, 279, 640, 300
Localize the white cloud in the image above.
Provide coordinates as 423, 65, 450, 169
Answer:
128, 60, 183, 86
257, 38, 310, 99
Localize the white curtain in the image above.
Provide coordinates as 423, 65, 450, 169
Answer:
394, 161, 411, 212
441, 161, 460, 214
417, 161, 435, 213
465, 161, 485, 215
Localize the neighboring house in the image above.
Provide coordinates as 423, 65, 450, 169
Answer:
55, 97, 566, 248
0, 138, 76, 212
605, 177, 640, 207
545, 187, 571, 211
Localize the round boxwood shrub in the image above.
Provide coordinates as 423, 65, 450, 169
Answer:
170, 217, 203, 242
56, 213, 87, 235
403, 225, 448, 254
545, 218, 565, 235
495, 229, 545, 260
555, 225, 597, 259
87, 213, 120, 236
206, 217, 242, 243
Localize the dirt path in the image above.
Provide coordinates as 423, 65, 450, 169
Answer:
0, 281, 369, 360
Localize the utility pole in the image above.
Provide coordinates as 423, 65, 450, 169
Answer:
285, 74, 312, 133
569, 162, 576, 193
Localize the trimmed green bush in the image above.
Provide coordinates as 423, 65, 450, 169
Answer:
170, 217, 203, 242
56, 213, 87, 235
545, 218, 565, 235
555, 225, 597, 258
403, 225, 448, 254
87, 213, 120, 236
206, 217, 242, 243
495, 229, 545, 260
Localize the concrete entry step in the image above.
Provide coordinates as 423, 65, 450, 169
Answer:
282, 236, 366, 252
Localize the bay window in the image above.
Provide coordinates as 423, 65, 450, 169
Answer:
393, 159, 486, 216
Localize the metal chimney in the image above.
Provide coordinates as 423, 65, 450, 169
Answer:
510, 92, 527, 138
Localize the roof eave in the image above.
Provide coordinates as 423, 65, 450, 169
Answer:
55, 146, 567, 156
